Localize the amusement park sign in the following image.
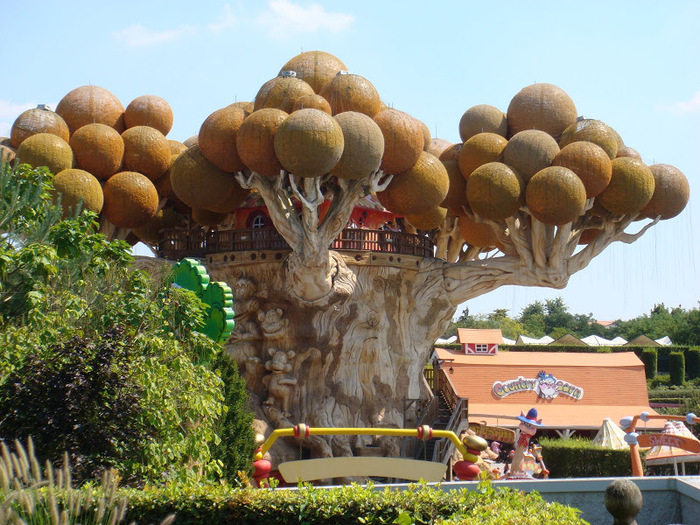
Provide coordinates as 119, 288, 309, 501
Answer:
492, 371, 584, 400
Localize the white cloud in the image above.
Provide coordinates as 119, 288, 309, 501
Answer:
209, 3, 237, 33
257, 0, 354, 37
0, 100, 38, 137
661, 90, 700, 115
113, 23, 197, 47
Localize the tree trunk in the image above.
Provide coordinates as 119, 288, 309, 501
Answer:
207, 252, 454, 460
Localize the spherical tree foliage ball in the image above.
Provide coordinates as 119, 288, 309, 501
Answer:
132, 207, 181, 244
124, 95, 174, 136
427, 137, 453, 158
169, 145, 239, 210
229, 101, 254, 116
274, 108, 344, 178
206, 182, 251, 214
319, 72, 382, 117
440, 159, 468, 215
11, 106, 70, 148
55, 85, 125, 134
236, 108, 288, 177
102, 171, 159, 229
331, 111, 384, 180
69, 123, 124, 180
459, 104, 507, 142
279, 50, 348, 94
552, 141, 612, 198
373, 108, 424, 175
616, 144, 642, 160
598, 157, 655, 215
506, 83, 577, 138
0, 145, 15, 163
198, 105, 247, 173
53, 168, 104, 216
459, 132, 508, 180
439, 143, 462, 162
292, 93, 332, 114
168, 140, 188, 155
17, 132, 74, 175
458, 213, 499, 248
526, 166, 587, 226
466, 162, 524, 220
192, 208, 230, 227
578, 228, 602, 245
376, 151, 449, 215
121, 126, 171, 181
640, 164, 690, 220
502, 129, 559, 183
254, 76, 316, 114
406, 206, 447, 231
183, 135, 199, 147
559, 119, 620, 159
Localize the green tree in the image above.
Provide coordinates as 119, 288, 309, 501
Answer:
0, 160, 254, 484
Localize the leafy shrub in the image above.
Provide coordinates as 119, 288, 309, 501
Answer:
211, 352, 256, 479
687, 348, 700, 380
122, 481, 586, 525
670, 351, 686, 386
539, 437, 638, 478
0, 326, 148, 481
640, 348, 658, 379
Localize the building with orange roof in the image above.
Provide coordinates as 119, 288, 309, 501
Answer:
432, 345, 662, 434
456, 328, 503, 355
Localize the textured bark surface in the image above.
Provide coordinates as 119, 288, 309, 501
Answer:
207, 252, 454, 462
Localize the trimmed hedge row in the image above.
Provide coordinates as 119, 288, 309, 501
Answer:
539, 437, 639, 478
122, 482, 587, 524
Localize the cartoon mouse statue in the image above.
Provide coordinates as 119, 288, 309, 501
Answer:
508, 407, 544, 479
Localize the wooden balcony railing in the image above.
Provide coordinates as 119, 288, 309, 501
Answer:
156, 227, 435, 260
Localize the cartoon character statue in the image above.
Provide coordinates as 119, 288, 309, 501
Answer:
262, 348, 297, 417
508, 408, 544, 478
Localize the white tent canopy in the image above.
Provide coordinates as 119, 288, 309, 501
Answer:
592, 418, 629, 449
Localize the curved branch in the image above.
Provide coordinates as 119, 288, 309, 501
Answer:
236, 170, 303, 252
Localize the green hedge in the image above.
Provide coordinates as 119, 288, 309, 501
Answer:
640, 348, 658, 379
670, 352, 686, 385
539, 437, 639, 478
687, 348, 700, 380
122, 482, 586, 524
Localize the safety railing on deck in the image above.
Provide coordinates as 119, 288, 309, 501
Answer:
156, 227, 435, 260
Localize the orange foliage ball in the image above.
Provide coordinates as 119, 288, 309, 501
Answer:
198, 106, 247, 173
319, 72, 382, 117
124, 95, 174, 136
254, 75, 316, 114
279, 51, 348, 94
373, 109, 424, 175
552, 141, 612, 198
102, 171, 159, 229
507, 83, 577, 138
640, 164, 690, 220
69, 123, 124, 180
56, 85, 125, 134
121, 126, 171, 181
236, 108, 288, 177
11, 107, 69, 148
459, 104, 507, 142
459, 132, 508, 180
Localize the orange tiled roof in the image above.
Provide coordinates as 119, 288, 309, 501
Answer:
456, 328, 504, 345
435, 347, 661, 430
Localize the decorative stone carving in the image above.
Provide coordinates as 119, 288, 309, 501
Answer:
262, 348, 297, 417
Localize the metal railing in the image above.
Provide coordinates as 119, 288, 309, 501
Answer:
156, 227, 435, 260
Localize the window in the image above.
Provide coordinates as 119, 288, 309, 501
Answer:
252, 214, 266, 228
475, 344, 489, 353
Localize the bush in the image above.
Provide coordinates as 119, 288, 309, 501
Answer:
640, 348, 658, 379
122, 481, 586, 524
670, 351, 686, 385
0, 326, 148, 481
539, 437, 638, 478
687, 348, 700, 380
211, 352, 257, 479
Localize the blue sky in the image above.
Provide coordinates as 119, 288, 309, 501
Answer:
1, 1, 698, 322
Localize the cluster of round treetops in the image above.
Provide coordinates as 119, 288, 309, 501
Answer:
2, 50, 689, 249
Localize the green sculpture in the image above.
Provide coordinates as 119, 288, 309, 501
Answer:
171, 258, 234, 344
